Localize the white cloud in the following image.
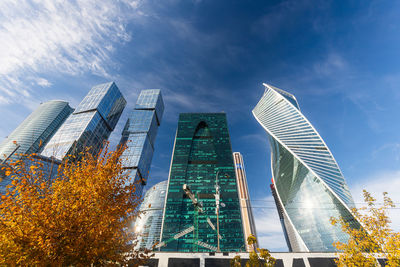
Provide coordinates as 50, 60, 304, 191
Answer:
313, 53, 348, 76
372, 143, 400, 162
36, 78, 52, 87
350, 169, 400, 232
0, 0, 142, 105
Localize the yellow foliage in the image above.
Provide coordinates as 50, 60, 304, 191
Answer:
247, 234, 257, 246
230, 255, 241, 267
0, 144, 152, 266
331, 190, 400, 266
230, 236, 275, 267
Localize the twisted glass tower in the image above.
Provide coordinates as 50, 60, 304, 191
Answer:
253, 83, 361, 252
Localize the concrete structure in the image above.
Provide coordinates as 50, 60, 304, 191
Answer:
138, 252, 388, 267
118, 89, 164, 196
252, 83, 361, 252
160, 113, 245, 252
232, 152, 258, 252
134, 180, 168, 250
41, 82, 126, 160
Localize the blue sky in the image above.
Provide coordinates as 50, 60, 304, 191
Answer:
1, 0, 400, 251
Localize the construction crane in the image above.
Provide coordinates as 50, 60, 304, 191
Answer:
155, 183, 221, 252
214, 171, 227, 252
183, 184, 202, 251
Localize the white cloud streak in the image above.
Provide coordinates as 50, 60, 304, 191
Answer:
36, 78, 52, 87
313, 53, 348, 76
0, 0, 141, 105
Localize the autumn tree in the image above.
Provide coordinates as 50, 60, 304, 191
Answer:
331, 190, 400, 267
0, 145, 152, 266
230, 255, 241, 267
230, 235, 276, 267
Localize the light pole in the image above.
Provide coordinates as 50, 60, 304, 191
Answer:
214, 171, 228, 253
215, 171, 221, 252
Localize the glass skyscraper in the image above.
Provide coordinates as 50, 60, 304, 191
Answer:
0, 100, 73, 193
233, 152, 258, 252
160, 113, 245, 252
0, 100, 73, 163
134, 180, 168, 250
118, 89, 164, 196
41, 82, 126, 160
252, 83, 361, 252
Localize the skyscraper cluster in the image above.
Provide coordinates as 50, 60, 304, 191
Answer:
0, 83, 163, 196
0, 81, 361, 253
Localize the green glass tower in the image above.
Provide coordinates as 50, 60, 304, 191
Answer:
160, 113, 245, 252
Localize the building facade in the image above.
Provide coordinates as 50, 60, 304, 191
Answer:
232, 152, 258, 252
0, 100, 72, 193
252, 83, 361, 252
134, 180, 168, 250
0, 100, 73, 163
143, 251, 371, 267
160, 113, 245, 252
118, 89, 164, 196
41, 82, 126, 160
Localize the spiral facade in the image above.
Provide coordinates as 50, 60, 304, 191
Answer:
252, 83, 361, 252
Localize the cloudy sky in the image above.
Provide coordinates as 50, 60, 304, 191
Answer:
1, 0, 400, 251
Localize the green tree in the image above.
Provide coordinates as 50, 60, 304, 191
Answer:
0, 145, 152, 266
331, 190, 400, 267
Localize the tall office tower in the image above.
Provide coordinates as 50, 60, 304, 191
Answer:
0, 100, 73, 163
233, 152, 258, 252
41, 82, 126, 160
160, 113, 245, 252
118, 89, 164, 196
252, 83, 361, 252
0, 100, 73, 193
134, 180, 168, 250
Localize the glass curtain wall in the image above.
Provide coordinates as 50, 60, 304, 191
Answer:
252, 83, 361, 252
160, 113, 245, 252
134, 180, 168, 250
41, 82, 126, 160
118, 89, 164, 197
0, 100, 73, 193
0, 100, 73, 162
